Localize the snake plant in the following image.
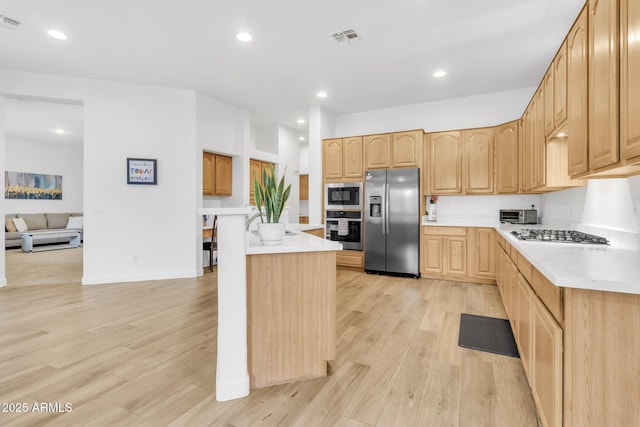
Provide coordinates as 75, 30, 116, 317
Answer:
254, 164, 291, 223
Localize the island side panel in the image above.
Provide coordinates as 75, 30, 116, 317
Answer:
247, 250, 337, 388
563, 288, 640, 426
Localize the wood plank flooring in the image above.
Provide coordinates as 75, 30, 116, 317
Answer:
0, 267, 539, 426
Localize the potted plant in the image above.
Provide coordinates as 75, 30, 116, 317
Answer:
254, 164, 291, 245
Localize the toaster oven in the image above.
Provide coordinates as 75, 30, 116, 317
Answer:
499, 209, 538, 224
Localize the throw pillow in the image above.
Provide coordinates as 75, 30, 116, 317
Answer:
13, 217, 28, 232
46, 213, 70, 229
5, 218, 17, 232
66, 216, 84, 229
19, 213, 47, 230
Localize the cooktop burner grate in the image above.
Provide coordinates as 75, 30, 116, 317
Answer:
511, 229, 609, 245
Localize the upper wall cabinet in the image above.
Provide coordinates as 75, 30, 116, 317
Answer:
392, 130, 421, 168
249, 158, 274, 204
364, 134, 391, 169
588, 0, 619, 170
567, 6, 590, 177
463, 127, 494, 194
428, 131, 463, 194
203, 152, 233, 196
553, 40, 569, 127
323, 137, 363, 181
621, 0, 640, 160
495, 121, 519, 194
299, 174, 309, 200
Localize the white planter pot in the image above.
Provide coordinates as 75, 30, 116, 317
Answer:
257, 222, 286, 246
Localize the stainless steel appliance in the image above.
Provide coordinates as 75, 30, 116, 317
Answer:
325, 182, 363, 210
500, 209, 538, 224
364, 168, 420, 277
511, 229, 609, 245
325, 210, 363, 250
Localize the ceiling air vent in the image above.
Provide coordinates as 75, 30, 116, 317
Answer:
331, 29, 360, 46
0, 15, 21, 30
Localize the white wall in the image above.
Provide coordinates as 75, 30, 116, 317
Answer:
0, 68, 200, 285
5, 137, 83, 214
0, 98, 5, 286
434, 194, 541, 222
334, 87, 535, 136
278, 126, 300, 222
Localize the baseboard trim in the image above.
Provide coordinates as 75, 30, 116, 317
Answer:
81, 269, 200, 285
0, 277, 6, 288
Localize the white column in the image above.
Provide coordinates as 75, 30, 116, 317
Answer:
199, 207, 251, 401
308, 106, 335, 225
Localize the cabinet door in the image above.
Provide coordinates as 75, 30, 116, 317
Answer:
445, 236, 467, 276
621, 0, 640, 159
429, 131, 462, 194
523, 105, 536, 191
323, 139, 343, 180
532, 296, 563, 427
364, 134, 391, 169
589, 0, 619, 170
392, 130, 421, 167
299, 174, 309, 200
470, 228, 496, 280
544, 70, 555, 135
495, 121, 519, 193
249, 159, 262, 204
463, 128, 494, 194
535, 89, 546, 188
203, 152, 215, 196
567, 7, 590, 177
517, 273, 533, 379
421, 234, 444, 275
554, 40, 568, 127
343, 137, 364, 178
505, 259, 518, 327
214, 154, 233, 196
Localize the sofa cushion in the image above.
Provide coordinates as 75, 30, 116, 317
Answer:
5, 231, 21, 240
5, 217, 17, 232
46, 213, 70, 229
66, 216, 84, 229
13, 217, 28, 232
19, 213, 47, 230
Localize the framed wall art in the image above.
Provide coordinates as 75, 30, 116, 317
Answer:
4, 171, 63, 199
127, 158, 157, 185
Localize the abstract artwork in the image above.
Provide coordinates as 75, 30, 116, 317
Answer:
4, 171, 63, 199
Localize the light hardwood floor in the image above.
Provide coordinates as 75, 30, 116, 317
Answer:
0, 267, 539, 426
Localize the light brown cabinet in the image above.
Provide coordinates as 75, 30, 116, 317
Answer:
467, 227, 495, 280
621, 0, 640, 160
364, 134, 391, 169
463, 128, 494, 194
553, 40, 568, 128
589, 0, 620, 170
495, 121, 519, 193
428, 131, 463, 194
567, 6, 590, 177
535, 89, 546, 188
323, 137, 363, 181
516, 272, 534, 378
249, 159, 274, 204
543, 70, 555, 136
391, 130, 421, 167
203, 152, 233, 196
299, 174, 309, 200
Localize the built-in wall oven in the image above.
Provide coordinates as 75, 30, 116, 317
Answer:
325, 182, 363, 210
325, 210, 363, 250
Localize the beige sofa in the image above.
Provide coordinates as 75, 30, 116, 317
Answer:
5, 213, 83, 249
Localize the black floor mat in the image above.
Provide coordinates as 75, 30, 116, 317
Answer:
458, 313, 519, 358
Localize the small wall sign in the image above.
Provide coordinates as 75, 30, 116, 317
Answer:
127, 158, 157, 185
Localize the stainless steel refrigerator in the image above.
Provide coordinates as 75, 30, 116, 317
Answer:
364, 168, 420, 277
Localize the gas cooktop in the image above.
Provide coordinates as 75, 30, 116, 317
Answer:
511, 229, 610, 245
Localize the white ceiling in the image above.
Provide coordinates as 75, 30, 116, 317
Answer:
0, 0, 586, 134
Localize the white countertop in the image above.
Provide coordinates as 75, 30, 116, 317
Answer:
422, 217, 501, 227
246, 227, 342, 255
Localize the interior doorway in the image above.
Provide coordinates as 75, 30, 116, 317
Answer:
3, 96, 84, 287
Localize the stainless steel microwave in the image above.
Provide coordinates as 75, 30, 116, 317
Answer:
325, 182, 363, 210
500, 209, 538, 224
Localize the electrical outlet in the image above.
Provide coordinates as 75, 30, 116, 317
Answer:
133, 255, 139, 264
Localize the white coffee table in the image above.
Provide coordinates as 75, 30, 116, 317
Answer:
21, 230, 82, 252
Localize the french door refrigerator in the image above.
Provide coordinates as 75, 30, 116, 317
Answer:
364, 168, 420, 277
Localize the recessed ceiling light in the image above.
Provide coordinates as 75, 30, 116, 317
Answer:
297, 119, 306, 124
299, 136, 306, 141
55, 128, 65, 134
236, 32, 252, 42
47, 30, 68, 40
316, 91, 328, 98
433, 70, 447, 78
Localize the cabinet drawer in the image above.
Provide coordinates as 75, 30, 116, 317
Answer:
517, 252, 534, 283
496, 233, 506, 249
337, 252, 364, 267
423, 226, 467, 237
532, 269, 564, 323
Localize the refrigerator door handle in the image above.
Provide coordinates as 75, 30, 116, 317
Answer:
385, 183, 390, 235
